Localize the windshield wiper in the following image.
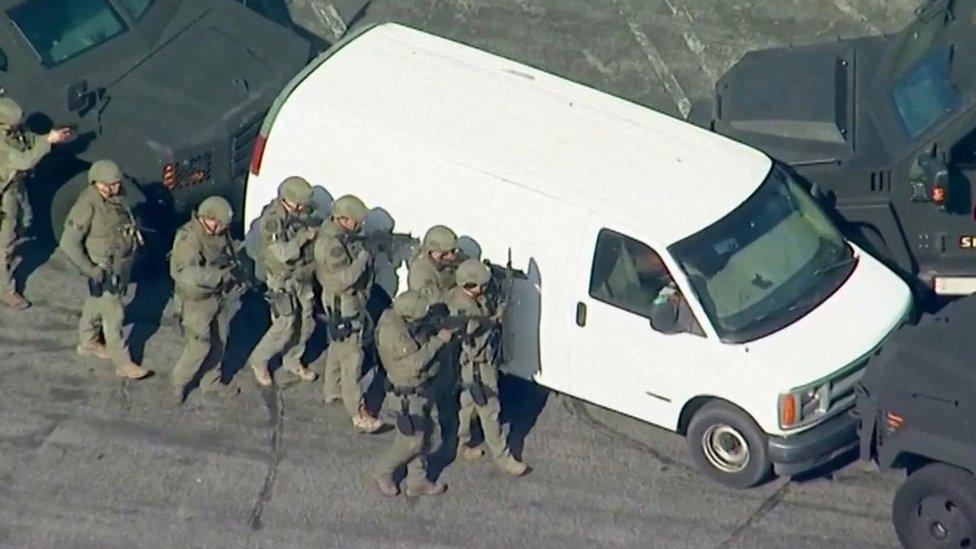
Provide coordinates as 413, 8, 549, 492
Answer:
813, 256, 857, 277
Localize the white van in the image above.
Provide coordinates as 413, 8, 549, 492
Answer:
242, 23, 913, 488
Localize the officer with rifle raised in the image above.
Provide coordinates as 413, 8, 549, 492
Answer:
169, 196, 248, 402
313, 194, 384, 432
373, 290, 457, 497
60, 159, 150, 380
246, 176, 319, 386
447, 259, 527, 476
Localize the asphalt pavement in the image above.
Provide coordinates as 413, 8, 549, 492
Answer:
1, 0, 923, 547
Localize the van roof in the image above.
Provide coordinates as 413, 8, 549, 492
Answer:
291, 23, 772, 244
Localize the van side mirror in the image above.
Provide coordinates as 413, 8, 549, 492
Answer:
648, 300, 680, 334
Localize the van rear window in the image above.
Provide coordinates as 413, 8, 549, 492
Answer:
9, 0, 127, 67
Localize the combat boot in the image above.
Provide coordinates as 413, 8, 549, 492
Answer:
76, 341, 110, 360
405, 479, 447, 497
250, 362, 272, 387
116, 361, 151, 380
374, 476, 400, 497
496, 456, 529, 477
1, 290, 29, 310
352, 406, 383, 433
285, 364, 317, 382
459, 444, 485, 461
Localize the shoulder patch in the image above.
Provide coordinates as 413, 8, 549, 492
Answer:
330, 246, 345, 258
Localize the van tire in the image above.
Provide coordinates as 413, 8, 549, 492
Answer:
686, 401, 772, 489
893, 463, 976, 549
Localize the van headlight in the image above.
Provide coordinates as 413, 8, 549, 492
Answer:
778, 382, 830, 429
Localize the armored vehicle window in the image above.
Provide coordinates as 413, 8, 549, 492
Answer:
0, 47, 6, 72
8, 0, 126, 67
590, 230, 669, 316
891, 49, 960, 139
116, 0, 153, 19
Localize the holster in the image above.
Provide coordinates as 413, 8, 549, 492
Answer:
467, 371, 490, 407
325, 309, 358, 343
266, 290, 296, 317
395, 396, 415, 436
87, 276, 104, 298
103, 274, 126, 295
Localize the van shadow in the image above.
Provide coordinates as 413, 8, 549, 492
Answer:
787, 447, 861, 485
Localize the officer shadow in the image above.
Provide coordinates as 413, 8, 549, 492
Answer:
126, 265, 175, 365
222, 290, 271, 383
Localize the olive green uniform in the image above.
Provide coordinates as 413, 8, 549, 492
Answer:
248, 199, 317, 374
373, 308, 446, 485
0, 129, 50, 293
60, 186, 141, 366
169, 219, 241, 393
314, 219, 371, 417
407, 252, 466, 442
446, 286, 514, 463
407, 252, 464, 303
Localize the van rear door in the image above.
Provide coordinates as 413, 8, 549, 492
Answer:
570, 221, 711, 429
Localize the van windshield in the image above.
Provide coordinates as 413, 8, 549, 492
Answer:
669, 166, 856, 344
9, 0, 127, 67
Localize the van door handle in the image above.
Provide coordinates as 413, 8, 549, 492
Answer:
575, 302, 587, 327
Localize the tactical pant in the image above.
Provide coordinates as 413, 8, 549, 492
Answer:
323, 330, 365, 419
458, 362, 511, 462
374, 393, 431, 485
248, 281, 315, 372
0, 183, 28, 292
172, 295, 240, 391
79, 292, 130, 366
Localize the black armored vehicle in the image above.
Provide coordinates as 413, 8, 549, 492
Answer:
0, 0, 309, 237
711, 0, 976, 297
855, 297, 976, 548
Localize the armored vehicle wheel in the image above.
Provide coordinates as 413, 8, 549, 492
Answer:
893, 463, 976, 549
686, 400, 772, 489
49, 174, 88, 243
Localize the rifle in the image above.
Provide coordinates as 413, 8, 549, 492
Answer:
483, 248, 524, 364
408, 302, 496, 341
340, 231, 418, 259
215, 234, 256, 295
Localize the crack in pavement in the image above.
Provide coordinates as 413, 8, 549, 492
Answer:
248, 384, 285, 531
715, 481, 791, 548
563, 396, 692, 472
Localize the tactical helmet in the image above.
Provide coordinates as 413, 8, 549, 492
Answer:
0, 98, 23, 126
197, 196, 233, 225
331, 194, 368, 222
422, 225, 458, 253
278, 176, 313, 206
88, 159, 122, 184
393, 290, 430, 320
456, 259, 490, 287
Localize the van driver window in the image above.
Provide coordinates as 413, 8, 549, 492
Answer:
588, 229, 704, 336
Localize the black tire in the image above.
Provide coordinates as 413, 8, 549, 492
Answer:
893, 463, 976, 549
49, 173, 88, 243
686, 400, 772, 489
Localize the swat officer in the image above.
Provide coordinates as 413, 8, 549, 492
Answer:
246, 176, 319, 386
169, 196, 245, 401
407, 225, 466, 303
447, 259, 528, 476
314, 194, 383, 432
373, 290, 455, 497
407, 225, 467, 448
60, 159, 150, 380
0, 97, 72, 310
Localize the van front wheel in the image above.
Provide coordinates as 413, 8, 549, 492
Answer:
686, 401, 772, 488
